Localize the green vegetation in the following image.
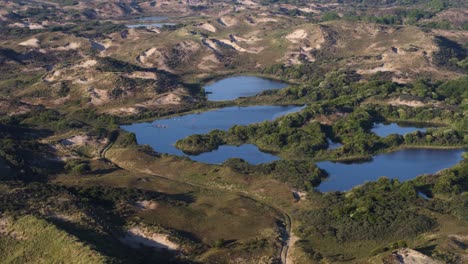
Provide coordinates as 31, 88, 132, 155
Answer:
294, 157, 468, 262
176, 76, 467, 160
0, 215, 106, 264
0, 0, 466, 262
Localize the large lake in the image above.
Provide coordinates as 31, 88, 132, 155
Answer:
204, 76, 288, 101
121, 105, 304, 164
317, 148, 465, 192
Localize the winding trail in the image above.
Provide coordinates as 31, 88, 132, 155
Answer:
100, 142, 294, 263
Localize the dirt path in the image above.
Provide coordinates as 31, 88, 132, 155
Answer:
101, 143, 293, 263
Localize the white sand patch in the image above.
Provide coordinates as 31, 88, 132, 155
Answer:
61, 135, 92, 146
299, 7, 319, 14
29, 23, 44, 29
255, 17, 278, 23
19, 38, 40, 48
217, 39, 263, 53
238, 0, 258, 6
393, 248, 442, 264
106, 107, 139, 115
74, 77, 93, 84
135, 200, 159, 210
121, 227, 179, 251
197, 23, 216, 32
387, 98, 426, 107
44, 70, 62, 82
448, 234, 468, 241
358, 64, 396, 74
80, 59, 97, 68
138, 47, 159, 65
123, 71, 157, 79
219, 16, 238, 27
202, 39, 221, 52
198, 54, 219, 70
286, 231, 300, 264
286, 29, 308, 43
157, 93, 181, 104
88, 87, 110, 105
135, 93, 183, 108
9, 22, 27, 28
54, 42, 81, 51
231, 34, 262, 44
292, 190, 307, 201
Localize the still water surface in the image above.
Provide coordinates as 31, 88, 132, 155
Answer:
122, 105, 304, 164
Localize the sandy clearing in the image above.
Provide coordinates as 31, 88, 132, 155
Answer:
106, 107, 139, 115
54, 42, 81, 51
19, 38, 40, 48
198, 54, 219, 70
80, 59, 97, 68
138, 47, 159, 65
292, 190, 307, 201
448, 234, 468, 241
134, 93, 183, 109
61, 135, 93, 146
202, 38, 221, 52
358, 64, 396, 74
299, 7, 319, 14
9, 22, 27, 28
231, 34, 262, 44
198, 23, 216, 32
286, 29, 308, 43
238, 0, 258, 6
123, 71, 157, 79
88, 87, 110, 105
217, 39, 263, 53
387, 98, 426, 107
285, 231, 300, 264
44, 70, 62, 82
135, 200, 159, 210
255, 17, 278, 23
29, 23, 44, 29
0, 99, 31, 116
393, 248, 442, 264
219, 16, 238, 27
121, 227, 179, 251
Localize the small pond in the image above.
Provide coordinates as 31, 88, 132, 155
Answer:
327, 139, 342, 150
122, 105, 304, 164
204, 76, 288, 101
125, 16, 176, 28
372, 122, 430, 137
316, 148, 465, 192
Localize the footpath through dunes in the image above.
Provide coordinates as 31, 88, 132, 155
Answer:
114, 75, 300, 262
99, 148, 294, 264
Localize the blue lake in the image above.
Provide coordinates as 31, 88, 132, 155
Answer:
372, 122, 429, 137
204, 76, 288, 101
121, 105, 304, 164
317, 148, 465, 192
126, 23, 176, 28
126, 16, 176, 28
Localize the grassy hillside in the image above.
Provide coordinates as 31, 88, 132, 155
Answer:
0, 215, 106, 264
